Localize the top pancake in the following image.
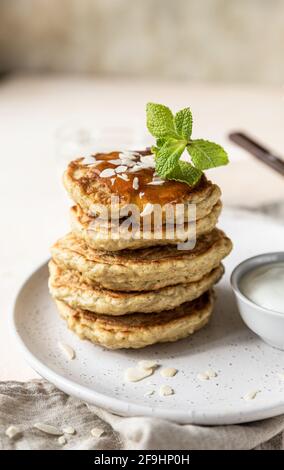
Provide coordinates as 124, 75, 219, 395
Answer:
63, 150, 220, 219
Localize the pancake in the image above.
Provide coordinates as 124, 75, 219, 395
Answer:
51, 228, 232, 292
69, 200, 222, 251
55, 290, 215, 349
63, 152, 221, 222
49, 259, 223, 315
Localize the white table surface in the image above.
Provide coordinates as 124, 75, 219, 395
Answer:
1, 75, 284, 381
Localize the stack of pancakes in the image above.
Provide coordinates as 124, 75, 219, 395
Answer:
49, 151, 232, 349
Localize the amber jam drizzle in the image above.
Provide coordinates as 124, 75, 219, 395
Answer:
85, 150, 203, 207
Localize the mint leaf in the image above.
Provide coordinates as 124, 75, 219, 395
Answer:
146, 103, 178, 139
174, 107, 193, 140
187, 139, 229, 170
146, 102, 229, 188
167, 161, 202, 186
155, 139, 187, 177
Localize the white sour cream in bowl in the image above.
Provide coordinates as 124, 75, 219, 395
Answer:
240, 262, 284, 314
231, 253, 284, 350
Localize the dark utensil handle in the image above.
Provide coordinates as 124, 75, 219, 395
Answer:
229, 132, 284, 176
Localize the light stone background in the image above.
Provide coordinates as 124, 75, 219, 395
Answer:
0, 0, 283, 84
1, 0, 284, 391
1, 75, 284, 382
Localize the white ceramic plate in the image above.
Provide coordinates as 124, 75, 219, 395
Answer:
12, 209, 284, 425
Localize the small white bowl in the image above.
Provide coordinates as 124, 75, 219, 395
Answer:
231, 252, 284, 351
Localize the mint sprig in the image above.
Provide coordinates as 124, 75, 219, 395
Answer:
146, 102, 229, 186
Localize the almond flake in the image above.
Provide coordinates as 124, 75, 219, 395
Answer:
147, 179, 165, 186
132, 177, 139, 190
121, 159, 136, 167
58, 435, 67, 445
138, 360, 158, 370
58, 342, 76, 360
205, 370, 218, 378
197, 370, 217, 381
34, 423, 63, 436
125, 367, 154, 383
160, 368, 177, 378
140, 155, 155, 168
140, 203, 154, 217
118, 150, 136, 160
115, 165, 128, 174
128, 164, 143, 173
82, 157, 103, 167
90, 427, 104, 438
62, 426, 75, 435
5, 425, 21, 439
159, 385, 174, 396
100, 168, 116, 178
119, 151, 137, 160
117, 173, 129, 181
108, 159, 122, 165
197, 372, 210, 381
243, 390, 260, 401
82, 155, 96, 165
137, 164, 154, 171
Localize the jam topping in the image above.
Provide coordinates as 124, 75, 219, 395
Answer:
81, 150, 205, 207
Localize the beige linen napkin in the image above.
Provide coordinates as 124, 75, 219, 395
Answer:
1, 381, 284, 450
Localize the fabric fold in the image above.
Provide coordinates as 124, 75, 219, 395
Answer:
1, 381, 283, 450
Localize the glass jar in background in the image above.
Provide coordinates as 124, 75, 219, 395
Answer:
54, 120, 152, 179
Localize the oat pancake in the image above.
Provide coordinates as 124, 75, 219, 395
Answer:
63, 152, 221, 222
55, 290, 214, 349
49, 259, 223, 315
51, 228, 232, 292
70, 200, 222, 251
